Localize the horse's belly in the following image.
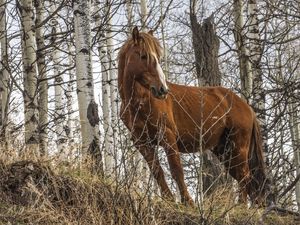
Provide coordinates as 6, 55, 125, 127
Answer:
177, 127, 224, 153
177, 132, 199, 153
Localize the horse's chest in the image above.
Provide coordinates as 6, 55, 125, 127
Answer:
130, 100, 168, 132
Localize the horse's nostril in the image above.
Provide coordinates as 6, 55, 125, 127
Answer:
160, 86, 168, 95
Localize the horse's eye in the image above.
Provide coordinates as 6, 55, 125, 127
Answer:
141, 54, 147, 60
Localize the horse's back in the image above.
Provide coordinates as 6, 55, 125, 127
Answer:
168, 83, 250, 122
168, 83, 254, 150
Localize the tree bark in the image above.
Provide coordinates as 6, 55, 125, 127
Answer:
107, 5, 118, 175
0, 0, 10, 150
18, 0, 40, 155
93, 0, 114, 175
160, 0, 169, 78
125, 0, 133, 33
190, 13, 221, 86
73, 0, 102, 173
35, 0, 48, 156
190, 3, 225, 198
140, 0, 147, 31
233, 0, 253, 101
66, 43, 75, 149
50, 2, 68, 158
247, 0, 268, 159
100, 42, 114, 175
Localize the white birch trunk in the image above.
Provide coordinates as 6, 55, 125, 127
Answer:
107, 20, 117, 145
0, 0, 9, 150
126, 0, 133, 31
35, 0, 48, 156
140, 0, 147, 31
233, 0, 253, 101
93, 1, 114, 175
66, 43, 75, 147
160, 0, 169, 79
73, 0, 102, 172
107, 4, 118, 176
99, 43, 114, 175
247, 0, 268, 156
19, 0, 39, 155
50, 2, 68, 158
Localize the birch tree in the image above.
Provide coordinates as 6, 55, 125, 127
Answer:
140, 0, 147, 31
0, 0, 9, 149
105, 20, 119, 175
160, 0, 169, 78
18, 0, 40, 154
50, 1, 68, 157
233, 0, 252, 101
73, 0, 102, 173
93, 0, 114, 175
66, 42, 75, 146
35, 0, 48, 156
107, 5, 118, 158
100, 43, 114, 174
247, 0, 268, 157
125, 0, 133, 31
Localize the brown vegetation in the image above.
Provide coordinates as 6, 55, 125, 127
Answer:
0, 159, 297, 225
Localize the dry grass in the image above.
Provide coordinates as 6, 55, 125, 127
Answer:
0, 159, 298, 225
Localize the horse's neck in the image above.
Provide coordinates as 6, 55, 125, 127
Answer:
120, 72, 137, 103
121, 75, 149, 110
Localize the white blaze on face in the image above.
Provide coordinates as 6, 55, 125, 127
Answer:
153, 55, 168, 91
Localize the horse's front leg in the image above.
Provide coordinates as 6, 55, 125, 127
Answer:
137, 143, 174, 202
161, 130, 195, 207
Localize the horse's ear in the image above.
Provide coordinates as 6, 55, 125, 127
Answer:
132, 26, 140, 43
148, 30, 154, 36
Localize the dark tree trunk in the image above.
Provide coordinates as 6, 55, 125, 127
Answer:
190, 13, 226, 194
190, 14, 221, 86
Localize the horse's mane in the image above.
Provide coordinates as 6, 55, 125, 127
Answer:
118, 32, 163, 61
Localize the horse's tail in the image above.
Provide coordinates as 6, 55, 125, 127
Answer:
248, 116, 272, 204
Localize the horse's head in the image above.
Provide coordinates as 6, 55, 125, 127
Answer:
119, 27, 169, 99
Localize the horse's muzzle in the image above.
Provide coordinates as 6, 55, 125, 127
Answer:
150, 85, 169, 99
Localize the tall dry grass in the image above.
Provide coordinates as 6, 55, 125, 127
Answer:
0, 148, 297, 225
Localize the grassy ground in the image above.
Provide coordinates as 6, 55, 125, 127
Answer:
0, 160, 298, 225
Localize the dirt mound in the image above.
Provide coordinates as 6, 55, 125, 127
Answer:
0, 160, 297, 225
0, 160, 117, 224
0, 160, 199, 224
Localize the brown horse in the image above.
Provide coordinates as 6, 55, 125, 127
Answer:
118, 27, 271, 206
